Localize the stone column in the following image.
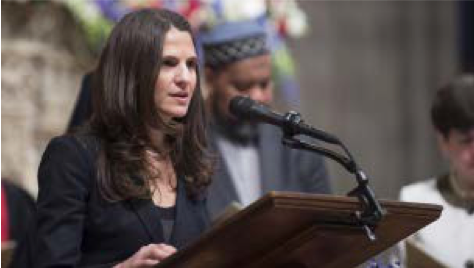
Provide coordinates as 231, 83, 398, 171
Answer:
1, 1, 95, 195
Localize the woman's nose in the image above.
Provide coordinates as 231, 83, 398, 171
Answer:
175, 64, 192, 87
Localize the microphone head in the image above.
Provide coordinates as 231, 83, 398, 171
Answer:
229, 96, 255, 119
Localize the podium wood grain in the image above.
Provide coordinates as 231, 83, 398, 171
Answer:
157, 192, 441, 268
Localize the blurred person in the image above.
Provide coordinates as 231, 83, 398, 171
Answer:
399, 74, 474, 268
201, 20, 331, 219
1, 179, 35, 268
22, 9, 213, 268
1, 179, 35, 245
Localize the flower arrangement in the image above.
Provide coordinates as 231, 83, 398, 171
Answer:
64, 0, 309, 106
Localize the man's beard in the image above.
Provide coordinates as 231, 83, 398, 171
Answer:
212, 103, 259, 145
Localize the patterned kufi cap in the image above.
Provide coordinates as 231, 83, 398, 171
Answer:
200, 20, 269, 68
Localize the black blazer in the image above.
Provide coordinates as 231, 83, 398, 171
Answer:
30, 135, 210, 268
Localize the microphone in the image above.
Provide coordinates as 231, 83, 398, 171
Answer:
229, 96, 340, 144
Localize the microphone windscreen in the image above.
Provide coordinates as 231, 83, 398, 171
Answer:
229, 96, 255, 119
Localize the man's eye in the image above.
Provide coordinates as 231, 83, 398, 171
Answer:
234, 83, 251, 91
260, 80, 270, 89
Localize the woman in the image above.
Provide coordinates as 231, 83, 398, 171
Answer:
32, 9, 212, 267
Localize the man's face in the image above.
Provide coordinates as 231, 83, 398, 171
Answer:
207, 54, 273, 122
439, 128, 474, 187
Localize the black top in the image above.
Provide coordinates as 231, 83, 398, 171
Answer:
21, 134, 210, 268
154, 206, 176, 243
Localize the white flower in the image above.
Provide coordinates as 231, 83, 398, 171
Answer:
286, 7, 308, 37
268, 0, 308, 37
222, 0, 267, 21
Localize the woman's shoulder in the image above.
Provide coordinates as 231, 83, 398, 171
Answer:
44, 133, 101, 162
38, 133, 102, 194
50, 133, 100, 150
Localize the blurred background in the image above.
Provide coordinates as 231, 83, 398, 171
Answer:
2, 0, 474, 200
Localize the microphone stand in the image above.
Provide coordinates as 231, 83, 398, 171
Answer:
280, 111, 385, 241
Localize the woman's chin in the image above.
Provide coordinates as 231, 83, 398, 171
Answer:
160, 109, 188, 120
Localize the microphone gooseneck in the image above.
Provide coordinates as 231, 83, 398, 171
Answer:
229, 95, 385, 241
229, 96, 339, 144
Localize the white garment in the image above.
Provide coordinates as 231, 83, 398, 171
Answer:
216, 137, 262, 206
400, 179, 474, 268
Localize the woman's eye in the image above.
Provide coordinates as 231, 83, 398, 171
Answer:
186, 59, 197, 69
163, 58, 177, 67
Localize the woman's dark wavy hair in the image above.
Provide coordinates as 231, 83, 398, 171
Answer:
89, 8, 213, 201
431, 73, 474, 138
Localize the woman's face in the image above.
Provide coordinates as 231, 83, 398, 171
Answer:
155, 27, 197, 120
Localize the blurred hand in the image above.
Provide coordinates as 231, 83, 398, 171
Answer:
114, 243, 177, 268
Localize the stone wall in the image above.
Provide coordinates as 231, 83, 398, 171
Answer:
1, 1, 95, 195
292, 1, 458, 198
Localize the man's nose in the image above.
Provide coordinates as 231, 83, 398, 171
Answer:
248, 87, 271, 104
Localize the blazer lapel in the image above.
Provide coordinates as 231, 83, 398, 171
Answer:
207, 126, 240, 216
128, 178, 201, 249
128, 198, 164, 244
169, 177, 203, 249
212, 149, 239, 202
258, 124, 285, 192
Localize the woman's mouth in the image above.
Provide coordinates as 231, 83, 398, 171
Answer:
169, 91, 189, 104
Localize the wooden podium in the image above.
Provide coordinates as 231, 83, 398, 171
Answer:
157, 192, 442, 268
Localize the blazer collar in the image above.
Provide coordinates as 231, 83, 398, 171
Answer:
128, 176, 201, 249
257, 124, 285, 192
127, 197, 164, 244
208, 123, 285, 201
207, 125, 241, 203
